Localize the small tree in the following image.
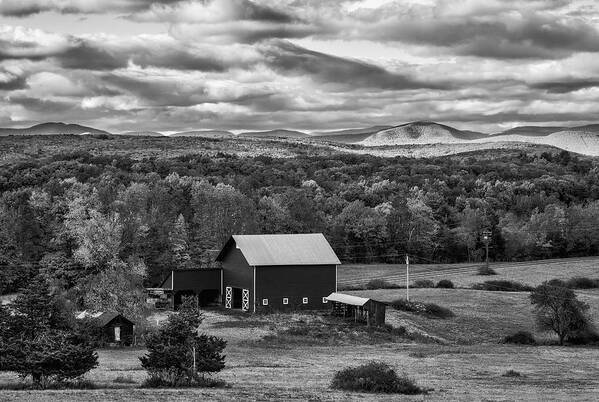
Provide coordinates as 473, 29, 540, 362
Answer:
0, 278, 98, 387
140, 297, 226, 386
530, 280, 591, 345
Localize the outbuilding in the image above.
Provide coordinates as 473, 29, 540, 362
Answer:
326, 292, 388, 327
76, 311, 135, 346
216, 233, 340, 312
155, 268, 222, 309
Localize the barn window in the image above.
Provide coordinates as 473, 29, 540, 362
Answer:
282, 297, 288, 305
262, 298, 268, 306
302, 297, 308, 304
322, 297, 328, 304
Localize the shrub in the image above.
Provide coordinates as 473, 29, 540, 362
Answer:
472, 280, 533, 292
391, 298, 454, 319
436, 279, 454, 289
503, 331, 536, 345
113, 375, 136, 384
566, 328, 599, 345
365, 279, 399, 290
564, 277, 599, 289
412, 279, 434, 288
502, 370, 522, 377
331, 361, 424, 394
477, 265, 497, 276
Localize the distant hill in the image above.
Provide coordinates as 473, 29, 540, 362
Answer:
238, 129, 308, 138
311, 125, 393, 143
171, 130, 234, 138
492, 126, 566, 137
0, 122, 111, 136
118, 131, 164, 137
360, 121, 486, 146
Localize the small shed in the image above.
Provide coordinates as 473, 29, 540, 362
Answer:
76, 311, 135, 346
326, 292, 387, 327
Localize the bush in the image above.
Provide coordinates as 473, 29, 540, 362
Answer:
503, 331, 536, 345
477, 265, 497, 276
564, 277, 599, 289
331, 361, 424, 394
365, 279, 399, 290
566, 328, 599, 345
436, 279, 454, 289
472, 280, 533, 292
142, 371, 227, 388
412, 279, 434, 288
391, 298, 454, 319
502, 370, 522, 377
113, 375, 136, 384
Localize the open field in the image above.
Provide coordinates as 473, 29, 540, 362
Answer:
338, 256, 599, 289
2, 259, 599, 401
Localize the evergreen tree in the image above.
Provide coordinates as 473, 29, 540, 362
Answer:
169, 214, 191, 267
0, 278, 98, 387
140, 297, 226, 386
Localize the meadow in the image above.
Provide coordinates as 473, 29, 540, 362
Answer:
2, 257, 599, 401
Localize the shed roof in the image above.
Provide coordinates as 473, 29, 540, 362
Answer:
75, 311, 134, 327
216, 233, 341, 266
326, 292, 370, 306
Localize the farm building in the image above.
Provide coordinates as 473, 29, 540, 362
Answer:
150, 268, 222, 309
326, 292, 388, 327
216, 233, 340, 312
76, 311, 135, 346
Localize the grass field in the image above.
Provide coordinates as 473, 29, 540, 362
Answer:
1, 257, 599, 401
338, 256, 599, 289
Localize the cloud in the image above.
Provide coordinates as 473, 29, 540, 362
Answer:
529, 79, 599, 93
259, 40, 450, 90
0, 0, 183, 17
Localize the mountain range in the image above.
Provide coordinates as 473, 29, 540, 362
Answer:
1, 121, 598, 156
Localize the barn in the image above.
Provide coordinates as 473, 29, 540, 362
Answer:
155, 268, 222, 309
215, 233, 340, 312
326, 292, 388, 327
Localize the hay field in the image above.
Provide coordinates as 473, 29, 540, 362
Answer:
338, 256, 599, 289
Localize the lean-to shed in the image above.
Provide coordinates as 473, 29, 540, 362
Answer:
326, 292, 387, 327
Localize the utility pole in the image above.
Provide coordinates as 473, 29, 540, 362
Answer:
482, 230, 491, 271
405, 254, 410, 301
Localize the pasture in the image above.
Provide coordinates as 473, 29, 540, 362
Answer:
2, 257, 599, 401
338, 256, 599, 289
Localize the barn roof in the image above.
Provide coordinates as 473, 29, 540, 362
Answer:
326, 292, 370, 306
216, 233, 341, 266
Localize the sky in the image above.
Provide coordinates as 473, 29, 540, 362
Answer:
0, 0, 599, 133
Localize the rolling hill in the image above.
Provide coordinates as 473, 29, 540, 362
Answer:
360, 121, 487, 146
170, 130, 234, 138
118, 131, 164, 137
0, 122, 111, 136
238, 129, 308, 139
311, 125, 393, 143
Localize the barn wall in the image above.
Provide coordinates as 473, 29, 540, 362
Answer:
254, 265, 336, 311
172, 269, 221, 291
221, 246, 254, 310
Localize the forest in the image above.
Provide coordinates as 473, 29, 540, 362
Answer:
1, 135, 599, 317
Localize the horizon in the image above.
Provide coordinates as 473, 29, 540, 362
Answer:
1, 1, 599, 133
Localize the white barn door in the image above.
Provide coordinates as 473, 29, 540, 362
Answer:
242, 289, 249, 311
225, 286, 232, 308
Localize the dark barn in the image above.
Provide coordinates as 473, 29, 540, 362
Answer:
158, 268, 222, 309
326, 292, 388, 327
216, 233, 340, 312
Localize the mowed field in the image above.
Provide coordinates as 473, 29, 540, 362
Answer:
338, 256, 599, 289
2, 257, 599, 401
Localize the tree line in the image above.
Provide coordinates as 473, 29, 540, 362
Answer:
2, 144, 599, 313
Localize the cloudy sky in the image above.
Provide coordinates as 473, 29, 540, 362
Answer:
0, 0, 599, 133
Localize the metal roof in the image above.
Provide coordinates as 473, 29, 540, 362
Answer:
326, 292, 370, 306
216, 233, 341, 266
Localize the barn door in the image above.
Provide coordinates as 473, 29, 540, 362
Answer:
225, 287, 232, 309
242, 289, 249, 312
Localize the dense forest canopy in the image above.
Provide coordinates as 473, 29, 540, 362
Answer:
1, 135, 599, 305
